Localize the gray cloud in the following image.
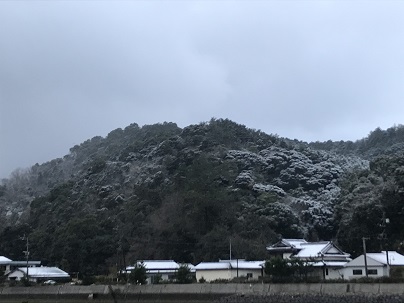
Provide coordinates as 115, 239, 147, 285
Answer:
1, 1, 404, 178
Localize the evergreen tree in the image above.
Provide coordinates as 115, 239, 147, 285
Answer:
128, 262, 147, 284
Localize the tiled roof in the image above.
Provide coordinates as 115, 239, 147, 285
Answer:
293, 242, 350, 260
266, 239, 307, 251
283, 239, 308, 248
294, 242, 331, 258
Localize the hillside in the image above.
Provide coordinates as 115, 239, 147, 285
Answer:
0, 119, 403, 276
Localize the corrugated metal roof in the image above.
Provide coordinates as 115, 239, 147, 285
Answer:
195, 262, 230, 270
368, 251, 404, 266
140, 260, 180, 270
229, 260, 264, 269
126, 260, 181, 272
16, 267, 70, 278
195, 260, 264, 270
126, 261, 196, 273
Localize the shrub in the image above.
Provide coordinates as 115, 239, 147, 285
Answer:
82, 276, 96, 285
176, 264, 192, 284
128, 262, 147, 285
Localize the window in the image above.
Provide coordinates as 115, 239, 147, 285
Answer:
367, 269, 377, 275
246, 273, 253, 279
353, 269, 363, 275
325, 268, 329, 276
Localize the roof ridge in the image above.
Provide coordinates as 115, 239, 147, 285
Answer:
301, 241, 330, 245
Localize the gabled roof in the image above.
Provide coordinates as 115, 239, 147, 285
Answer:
345, 251, 404, 267
295, 241, 349, 259
368, 251, 404, 266
344, 255, 383, 267
9, 267, 70, 278
266, 239, 307, 251
267, 239, 350, 261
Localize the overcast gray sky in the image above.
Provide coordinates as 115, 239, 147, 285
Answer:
1, 1, 404, 178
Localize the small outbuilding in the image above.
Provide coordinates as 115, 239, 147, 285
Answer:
342, 251, 404, 279
195, 260, 264, 282
7, 266, 70, 283
126, 260, 180, 284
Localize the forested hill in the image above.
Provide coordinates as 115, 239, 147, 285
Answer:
0, 119, 403, 276
309, 125, 404, 159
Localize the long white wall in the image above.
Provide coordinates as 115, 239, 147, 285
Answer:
196, 269, 262, 282
196, 269, 231, 282
341, 266, 386, 280
3, 283, 404, 296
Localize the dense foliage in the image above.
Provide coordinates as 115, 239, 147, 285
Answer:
128, 262, 147, 284
335, 153, 404, 256
175, 264, 193, 284
264, 257, 314, 282
1, 119, 404, 276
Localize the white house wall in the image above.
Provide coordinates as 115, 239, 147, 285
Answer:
283, 253, 293, 259
229, 269, 262, 280
2, 265, 11, 274
196, 269, 262, 282
341, 266, 385, 280
196, 269, 231, 282
7, 271, 26, 281
326, 247, 340, 254
326, 268, 345, 280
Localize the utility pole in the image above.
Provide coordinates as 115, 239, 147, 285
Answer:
116, 245, 120, 283
320, 253, 326, 280
22, 235, 29, 282
229, 238, 232, 261
380, 214, 391, 277
236, 258, 239, 278
362, 237, 369, 278
385, 218, 390, 277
